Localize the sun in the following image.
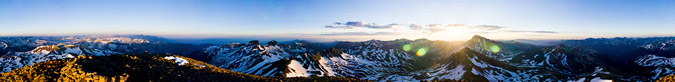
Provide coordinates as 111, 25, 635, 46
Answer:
428, 27, 471, 41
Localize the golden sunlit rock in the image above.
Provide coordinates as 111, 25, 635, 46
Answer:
658, 74, 675, 82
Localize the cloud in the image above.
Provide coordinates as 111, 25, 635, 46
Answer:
505, 30, 559, 34
445, 24, 468, 27
468, 25, 506, 30
409, 24, 457, 34
425, 24, 446, 28
409, 24, 424, 30
410, 24, 452, 29
320, 32, 396, 36
324, 21, 558, 35
325, 21, 401, 29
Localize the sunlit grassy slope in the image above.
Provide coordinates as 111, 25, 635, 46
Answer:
658, 74, 675, 82
0, 54, 367, 82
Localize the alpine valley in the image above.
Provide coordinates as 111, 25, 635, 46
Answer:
2, 35, 675, 81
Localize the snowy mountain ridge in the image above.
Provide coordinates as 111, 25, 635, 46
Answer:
3, 35, 675, 81
201, 35, 675, 81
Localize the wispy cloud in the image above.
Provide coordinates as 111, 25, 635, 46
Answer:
468, 25, 506, 31
324, 21, 559, 36
325, 21, 402, 29
320, 32, 396, 36
505, 30, 559, 33
409, 24, 447, 33
409, 24, 468, 34
408, 24, 514, 34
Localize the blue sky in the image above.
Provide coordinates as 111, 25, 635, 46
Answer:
0, 0, 673, 41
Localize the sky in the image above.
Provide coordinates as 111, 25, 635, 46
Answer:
0, 0, 673, 42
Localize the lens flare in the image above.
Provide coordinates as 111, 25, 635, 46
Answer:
480, 41, 500, 53
403, 44, 412, 51
490, 45, 500, 53
416, 47, 428, 56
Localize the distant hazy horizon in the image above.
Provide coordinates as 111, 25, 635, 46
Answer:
3, 34, 675, 44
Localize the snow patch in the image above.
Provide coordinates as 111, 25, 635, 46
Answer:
635, 55, 675, 67
571, 78, 586, 82
318, 57, 336, 76
590, 77, 612, 82
65, 54, 75, 58
286, 60, 309, 77
591, 67, 610, 76
164, 56, 189, 66
0, 42, 7, 49
426, 64, 466, 81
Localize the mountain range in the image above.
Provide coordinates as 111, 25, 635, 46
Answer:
2, 35, 675, 81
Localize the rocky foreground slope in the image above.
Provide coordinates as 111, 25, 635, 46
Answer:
0, 54, 365, 82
